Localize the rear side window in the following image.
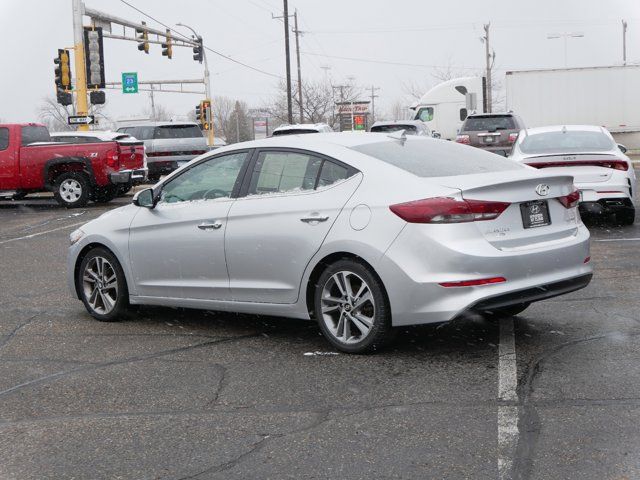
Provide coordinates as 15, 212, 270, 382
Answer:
462, 115, 515, 132
21, 126, 51, 145
154, 125, 203, 140
351, 138, 523, 178
0, 128, 9, 151
249, 151, 322, 194
318, 161, 349, 187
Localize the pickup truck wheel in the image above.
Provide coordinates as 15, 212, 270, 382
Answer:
92, 185, 118, 203
116, 182, 133, 196
53, 172, 89, 208
78, 247, 130, 322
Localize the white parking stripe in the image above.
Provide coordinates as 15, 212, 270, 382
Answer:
595, 237, 640, 242
0, 221, 86, 245
498, 317, 519, 480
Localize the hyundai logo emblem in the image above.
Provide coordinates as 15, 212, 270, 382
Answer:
535, 184, 550, 196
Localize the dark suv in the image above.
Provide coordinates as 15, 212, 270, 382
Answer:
456, 112, 525, 156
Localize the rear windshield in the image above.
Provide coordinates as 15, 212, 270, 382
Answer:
52, 136, 100, 143
154, 125, 203, 140
117, 126, 155, 140
462, 115, 515, 132
520, 130, 614, 154
351, 138, 523, 177
370, 125, 418, 134
21, 126, 51, 145
272, 129, 318, 136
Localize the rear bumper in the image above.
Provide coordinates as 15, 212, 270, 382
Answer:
109, 168, 148, 184
466, 273, 592, 313
377, 222, 592, 326
147, 160, 178, 176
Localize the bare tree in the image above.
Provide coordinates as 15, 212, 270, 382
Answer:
141, 103, 173, 122
226, 101, 252, 144
38, 96, 74, 132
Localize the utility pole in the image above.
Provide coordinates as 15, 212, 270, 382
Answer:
283, 0, 293, 123
149, 84, 156, 120
622, 19, 628, 66
72, 0, 89, 131
483, 23, 493, 114
369, 85, 380, 122
293, 10, 304, 124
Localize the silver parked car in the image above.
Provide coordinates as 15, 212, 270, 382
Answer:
116, 122, 209, 182
68, 132, 592, 353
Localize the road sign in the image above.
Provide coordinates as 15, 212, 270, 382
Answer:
122, 72, 138, 94
68, 115, 96, 126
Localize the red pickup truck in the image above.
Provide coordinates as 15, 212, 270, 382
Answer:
0, 123, 146, 208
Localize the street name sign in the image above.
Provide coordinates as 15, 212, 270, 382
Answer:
68, 115, 96, 126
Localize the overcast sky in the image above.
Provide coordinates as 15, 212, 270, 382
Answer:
1, 0, 638, 125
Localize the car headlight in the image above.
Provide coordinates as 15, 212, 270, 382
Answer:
69, 228, 85, 246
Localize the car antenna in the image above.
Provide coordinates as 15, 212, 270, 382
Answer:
387, 129, 407, 144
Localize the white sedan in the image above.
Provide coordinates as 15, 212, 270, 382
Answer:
68, 132, 592, 353
510, 125, 636, 225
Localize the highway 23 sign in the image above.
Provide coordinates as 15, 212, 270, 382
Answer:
122, 72, 138, 94
68, 115, 96, 126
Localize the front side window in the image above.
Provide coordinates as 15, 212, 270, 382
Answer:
248, 151, 322, 194
416, 107, 434, 122
159, 152, 247, 204
0, 128, 9, 151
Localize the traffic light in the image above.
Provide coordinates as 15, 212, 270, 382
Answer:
195, 102, 204, 124
54, 49, 72, 90
161, 29, 173, 59
202, 99, 211, 130
56, 89, 73, 106
90, 90, 106, 105
136, 21, 149, 54
193, 36, 203, 63
83, 27, 105, 89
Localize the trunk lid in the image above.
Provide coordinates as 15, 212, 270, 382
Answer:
116, 140, 145, 170
435, 170, 579, 251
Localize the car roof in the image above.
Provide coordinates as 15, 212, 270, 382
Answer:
371, 120, 425, 127
272, 123, 331, 132
117, 121, 199, 128
521, 125, 606, 135
466, 112, 517, 118
50, 130, 132, 141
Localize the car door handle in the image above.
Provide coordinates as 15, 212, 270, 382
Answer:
198, 221, 222, 230
300, 216, 329, 223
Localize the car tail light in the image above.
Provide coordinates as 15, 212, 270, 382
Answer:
557, 189, 580, 208
389, 197, 510, 224
583, 256, 591, 264
439, 277, 506, 287
526, 160, 628, 171
106, 149, 120, 169
508, 132, 518, 143
455, 134, 470, 144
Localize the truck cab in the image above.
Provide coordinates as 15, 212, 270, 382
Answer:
410, 77, 485, 140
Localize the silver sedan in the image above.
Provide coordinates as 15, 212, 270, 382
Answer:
68, 132, 592, 353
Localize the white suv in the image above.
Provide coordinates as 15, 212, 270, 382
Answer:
271, 123, 333, 136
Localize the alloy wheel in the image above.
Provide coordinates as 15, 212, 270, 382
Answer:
60, 179, 82, 203
82, 256, 119, 315
320, 270, 376, 344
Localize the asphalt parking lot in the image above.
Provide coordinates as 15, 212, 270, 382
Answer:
1, 180, 639, 480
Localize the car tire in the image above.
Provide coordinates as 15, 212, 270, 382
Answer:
77, 247, 130, 322
147, 174, 161, 183
314, 259, 393, 354
481, 302, 530, 318
53, 172, 89, 208
117, 182, 133, 196
616, 207, 635, 226
92, 185, 118, 203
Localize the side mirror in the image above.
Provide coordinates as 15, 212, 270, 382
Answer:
432, 131, 441, 139
617, 144, 628, 154
133, 188, 156, 208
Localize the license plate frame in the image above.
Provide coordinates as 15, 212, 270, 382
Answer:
520, 200, 551, 229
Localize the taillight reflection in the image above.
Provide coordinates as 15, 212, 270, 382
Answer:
558, 190, 580, 208
455, 134, 470, 144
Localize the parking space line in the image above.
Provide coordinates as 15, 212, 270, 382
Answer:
0, 221, 86, 245
498, 317, 519, 480
594, 237, 640, 242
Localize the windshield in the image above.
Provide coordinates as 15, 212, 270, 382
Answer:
370, 125, 418, 134
415, 107, 433, 122
272, 128, 319, 136
351, 138, 523, 177
520, 130, 614, 153
462, 115, 515, 132
118, 126, 154, 140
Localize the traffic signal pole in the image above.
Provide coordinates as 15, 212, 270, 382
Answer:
72, 0, 89, 131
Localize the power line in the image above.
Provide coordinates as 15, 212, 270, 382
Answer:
118, 0, 283, 79
301, 51, 482, 70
